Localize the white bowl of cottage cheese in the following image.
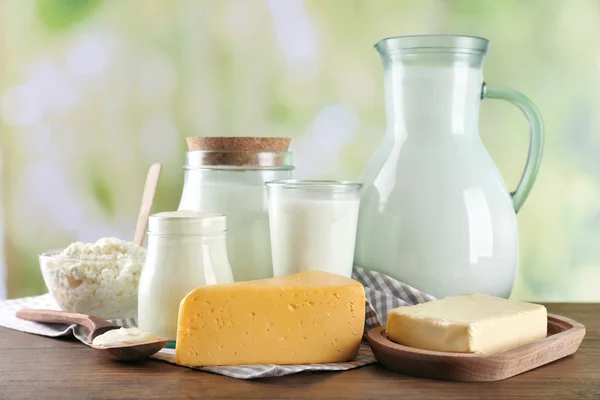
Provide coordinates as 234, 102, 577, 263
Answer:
39, 237, 146, 320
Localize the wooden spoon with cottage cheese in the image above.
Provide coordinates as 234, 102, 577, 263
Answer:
16, 309, 168, 361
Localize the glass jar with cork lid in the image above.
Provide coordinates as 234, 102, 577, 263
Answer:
178, 137, 294, 282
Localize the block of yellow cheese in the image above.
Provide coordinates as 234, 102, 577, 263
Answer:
386, 294, 547, 354
175, 270, 365, 366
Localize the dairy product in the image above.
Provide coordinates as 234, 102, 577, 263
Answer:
40, 238, 146, 320
266, 181, 362, 278
179, 179, 275, 282
175, 270, 365, 366
355, 58, 522, 299
92, 327, 159, 347
58, 238, 146, 259
179, 145, 295, 283
137, 211, 234, 341
269, 198, 360, 277
386, 294, 547, 354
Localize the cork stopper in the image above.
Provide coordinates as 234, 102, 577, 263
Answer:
185, 137, 293, 167
186, 137, 291, 152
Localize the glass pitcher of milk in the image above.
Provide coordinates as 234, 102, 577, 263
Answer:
354, 35, 544, 299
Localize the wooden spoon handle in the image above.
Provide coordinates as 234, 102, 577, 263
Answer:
16, 309, 117, 332
134, 163, 162, 247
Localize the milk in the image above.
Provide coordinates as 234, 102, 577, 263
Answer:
179, 169, 292, 282
267, 181, 361, 278
382, 65, 484, 139
138, 211, 233, 341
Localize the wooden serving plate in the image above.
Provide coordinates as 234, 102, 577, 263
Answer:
366, 313, 586, 382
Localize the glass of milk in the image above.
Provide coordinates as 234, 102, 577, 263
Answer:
265, 180, 362, 278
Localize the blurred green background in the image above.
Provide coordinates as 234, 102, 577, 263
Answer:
1, 0, 599, 301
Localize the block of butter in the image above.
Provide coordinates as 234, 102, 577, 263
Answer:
175, 270, 365, 366
386, 294, 547, 354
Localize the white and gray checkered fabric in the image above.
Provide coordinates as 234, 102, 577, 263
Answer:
352, 266, 436, 332
0, 266, 434, 379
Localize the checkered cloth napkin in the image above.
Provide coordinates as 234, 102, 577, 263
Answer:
0, 266, 434, 379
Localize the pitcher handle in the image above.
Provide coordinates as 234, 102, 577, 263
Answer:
481, 83, 544, 213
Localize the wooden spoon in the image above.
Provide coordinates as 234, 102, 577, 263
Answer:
133, 163, 162, 247
16, 309, 169, 362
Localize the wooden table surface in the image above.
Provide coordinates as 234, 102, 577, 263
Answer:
1, 303, 598, 400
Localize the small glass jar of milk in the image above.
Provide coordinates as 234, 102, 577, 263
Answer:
178, 137, 294, 282
265, 180, 362, 278
137, 211, 234, 342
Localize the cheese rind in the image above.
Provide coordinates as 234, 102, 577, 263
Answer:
175, 271, 365, 366
386, 294, 547, 354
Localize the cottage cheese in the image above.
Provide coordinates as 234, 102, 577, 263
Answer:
40, 238, 146, 320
